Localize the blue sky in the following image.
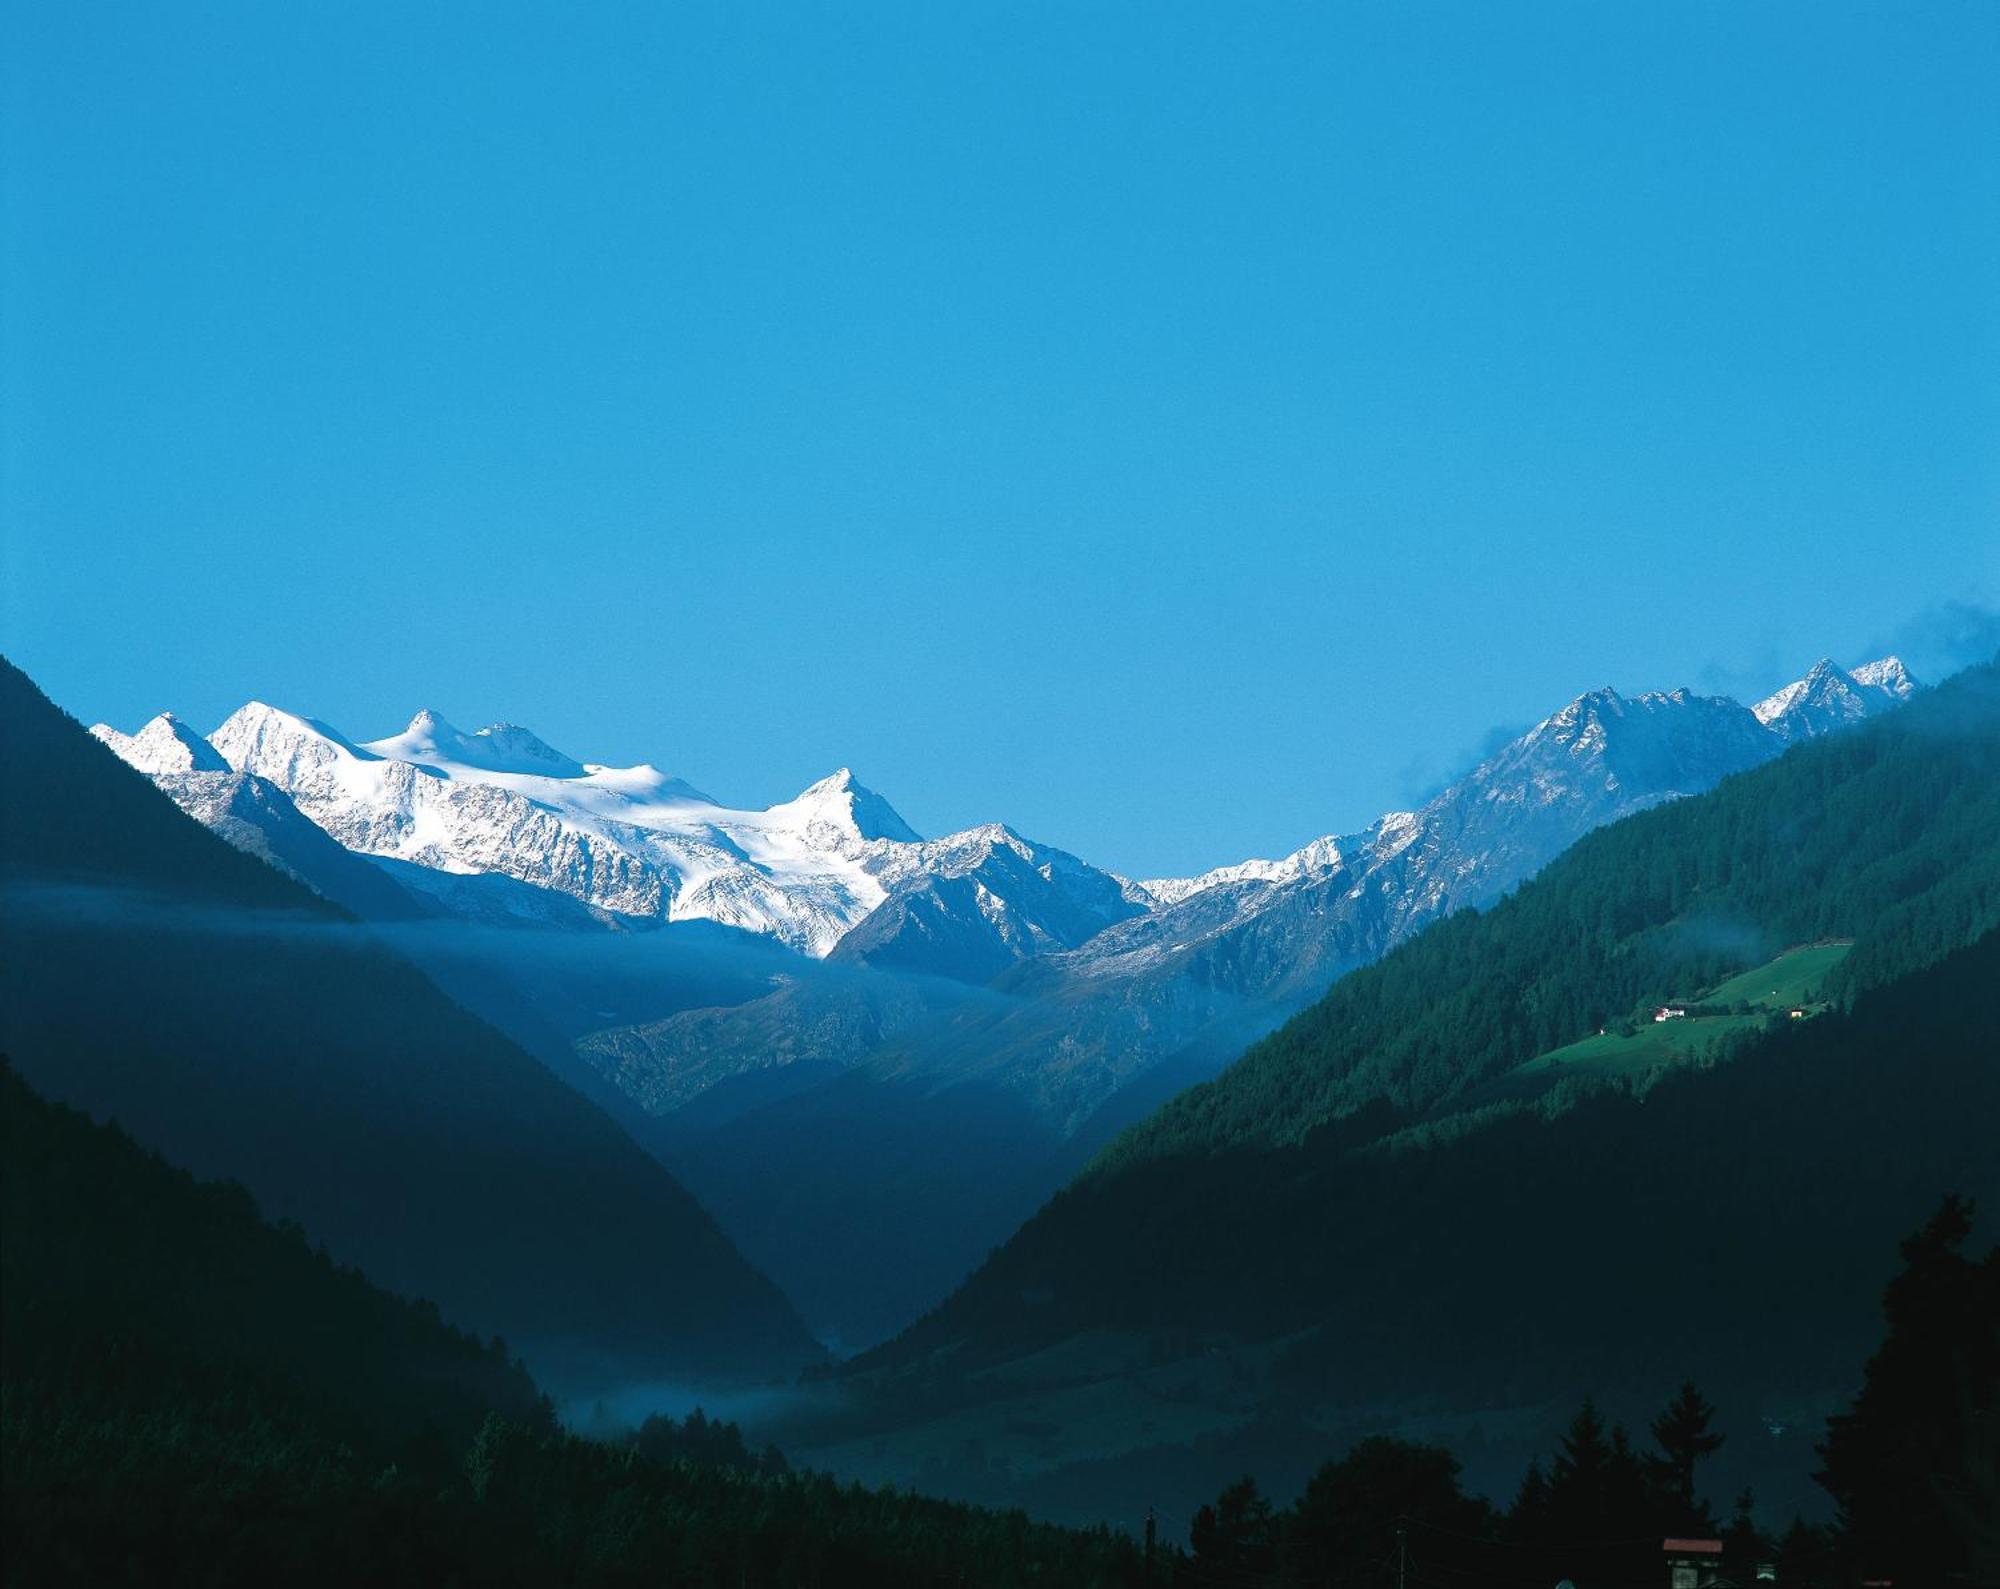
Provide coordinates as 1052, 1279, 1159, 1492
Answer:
4, 2, 1995, 876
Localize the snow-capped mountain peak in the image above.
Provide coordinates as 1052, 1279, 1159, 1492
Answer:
1753, 655, 1920, 741
1752, 658, 1843, 724
770, 767, 921, 846
125, 702, 948, 953
1849, 655, 1919, 699
1141, 832, 1348, 907
363, 707, 464, 762
90, 712, 231, 776
106, 687, 1153, 971
364, 709, 587, 778
212, 700, 380, 769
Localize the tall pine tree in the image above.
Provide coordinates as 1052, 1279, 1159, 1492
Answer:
1816, 1196, 2000, 1585
1650, 1380, 1725, 1530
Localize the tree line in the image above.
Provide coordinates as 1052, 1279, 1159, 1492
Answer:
1175, 1198, 1998, 1588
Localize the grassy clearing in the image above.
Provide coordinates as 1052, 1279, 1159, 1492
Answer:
1504, 940, 1852, 1086
1509, 1012, 1766, 1080
1701, 940, 1852, 1009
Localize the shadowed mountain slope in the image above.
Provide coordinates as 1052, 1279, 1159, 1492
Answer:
0, 1061, 1148, 1588
0, 1059, 552, 1455
0, 656, 817, 1389
791, 931, 1998, 1534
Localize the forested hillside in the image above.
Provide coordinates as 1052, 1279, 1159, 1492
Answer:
805, 927, 1997, 1531
0, 1063, 1150, 1587
0, 656, 815, 1386
0, 1059, 551, 1455
903, 925, 1998, 1354
1111, 654, 2000, 1164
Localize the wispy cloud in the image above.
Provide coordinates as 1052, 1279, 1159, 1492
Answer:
1867, 599, 2000, 682
1690, 598, 2000, 706
1394, 718, 1533, 808
1695, 644, 1789, 703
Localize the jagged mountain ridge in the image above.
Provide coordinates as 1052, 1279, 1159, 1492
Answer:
88, 716, 432, 921
1752, 655, 1919, 741
92, 656, 1912, 985
1075, 683, 1783, 990
207, 701, 899, 951
93, 701, 1145, 970
1137, 660, 1906, 918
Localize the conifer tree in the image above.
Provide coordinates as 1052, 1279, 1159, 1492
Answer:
1650, 1380, 1725, 1529
1723, 1489, 1767, 1577
1817, 1195, 2000, 1585
1188, 1475, 1276, 1586
1509, 1456, 1553, 1549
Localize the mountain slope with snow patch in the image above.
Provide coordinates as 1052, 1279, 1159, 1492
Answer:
98, 702, 1139, 971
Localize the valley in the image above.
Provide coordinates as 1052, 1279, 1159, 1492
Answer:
90, 654, 1930, 1348
7, 647, 1994, 1580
